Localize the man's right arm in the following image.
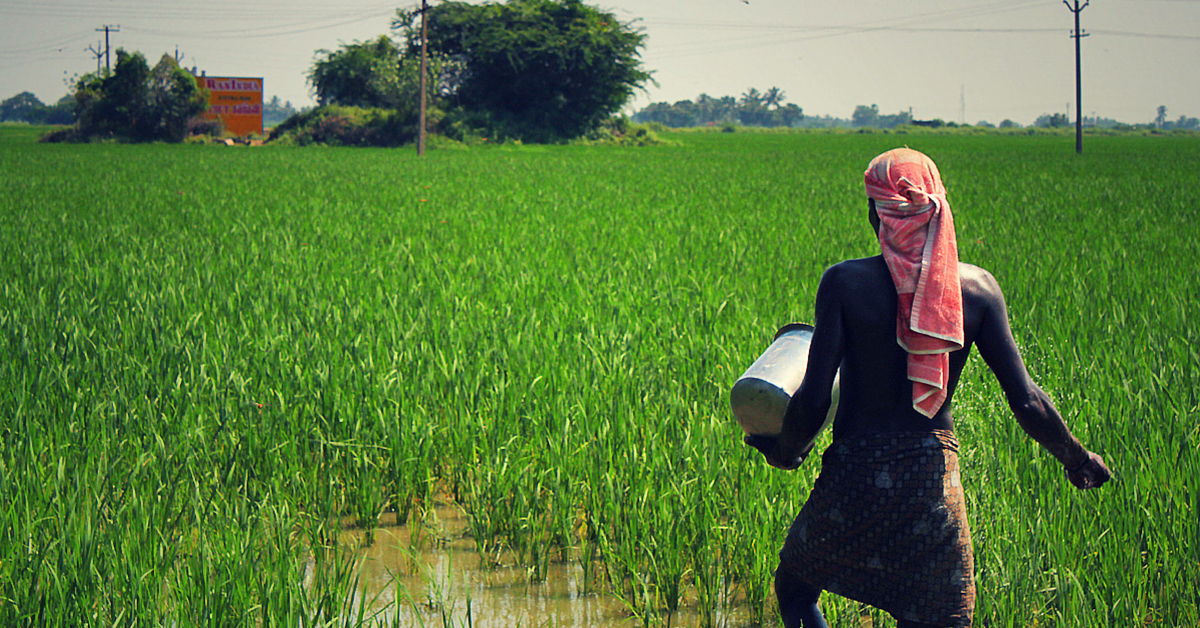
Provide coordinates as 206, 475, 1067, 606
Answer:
969, 268, 1111, 489
776, 264, 846, 466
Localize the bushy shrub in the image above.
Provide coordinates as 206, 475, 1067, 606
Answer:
66, 50, 207, 143
37, 127, 81, 143
569, 116, 674, 146
268, 105, 439, 147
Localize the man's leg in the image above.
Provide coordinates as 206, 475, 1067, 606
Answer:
775, 567, 828, 628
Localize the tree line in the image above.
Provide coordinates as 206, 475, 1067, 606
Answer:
0, 92, 74, 125
18, 0, 649, 145
632, 97, 1200, 131
632, 88, 801, 129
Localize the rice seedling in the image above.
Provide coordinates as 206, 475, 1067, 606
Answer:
0, 127, 1196, 627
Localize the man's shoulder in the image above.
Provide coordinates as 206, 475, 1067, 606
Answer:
826, 255, 888, 278
820, 256, 892, 298
957, 262, 1001, 295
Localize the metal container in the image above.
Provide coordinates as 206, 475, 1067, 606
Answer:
731, 323, 840, 438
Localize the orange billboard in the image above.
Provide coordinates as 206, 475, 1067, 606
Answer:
196, 76, 263, 137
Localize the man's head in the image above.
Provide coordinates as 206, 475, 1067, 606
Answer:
864, 148, 947, 212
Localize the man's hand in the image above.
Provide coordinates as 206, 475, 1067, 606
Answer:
743, 434, 806, 471
1066, 450, 1112, 490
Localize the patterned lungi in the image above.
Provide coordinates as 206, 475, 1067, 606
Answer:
778, 429, 975, 627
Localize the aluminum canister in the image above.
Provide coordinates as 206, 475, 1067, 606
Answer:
730, 323, 840, 438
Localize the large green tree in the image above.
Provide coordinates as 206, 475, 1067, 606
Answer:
1, 92, 44, 122
309, 36, 419, 112
299, 35, 444, 146
0, 91, 72, 124
393, 0, 650, 142
72, 51, 207, 142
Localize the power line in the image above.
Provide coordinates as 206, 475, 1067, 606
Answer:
649, 26, 1065, 62
120, 7, 401, 40
0, 0, 399, 21
0, 32, 93, 56
650, 0, 1048, 33
1091, 29, 1200, 41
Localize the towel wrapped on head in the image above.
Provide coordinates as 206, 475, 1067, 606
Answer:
864, 148, 964, 418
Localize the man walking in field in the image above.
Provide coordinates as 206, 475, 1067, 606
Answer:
746, 148, 1111, 627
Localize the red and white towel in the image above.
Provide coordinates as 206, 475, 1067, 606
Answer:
864, 148, 963, 418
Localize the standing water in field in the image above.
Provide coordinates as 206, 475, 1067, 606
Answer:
326, 501, 756, 627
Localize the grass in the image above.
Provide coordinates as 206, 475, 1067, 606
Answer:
0, 126, 1197, 626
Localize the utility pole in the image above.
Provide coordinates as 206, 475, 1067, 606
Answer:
1064, 0, 1088, 154
418, 0, 428, 157
960, 85, 965, 126
96, 25, 120, 74
87, 40, 104, 74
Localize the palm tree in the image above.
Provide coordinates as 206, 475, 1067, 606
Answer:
763, 86, 786, 110
717, 96, 737, 122
739, 88, 763, 108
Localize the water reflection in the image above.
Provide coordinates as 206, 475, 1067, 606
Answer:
332, 501, 755, 628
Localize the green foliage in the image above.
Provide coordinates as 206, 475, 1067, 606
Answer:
43, 96, 75, 125
309, 36, 417, 111
267, 104, 441, 147
634, 90, 802, 128
305, 36, 454, 144
568, 116, 675, 146
851, 103, 913, 128
66, 50, 208, 143
0, 91, 43, 122
0, 92, 73, 124
1036, 112, 1072, 128
394, 0, 650, 143
263, 95, 301, 128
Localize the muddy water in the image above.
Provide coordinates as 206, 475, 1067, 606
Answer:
329, 501, 757, 628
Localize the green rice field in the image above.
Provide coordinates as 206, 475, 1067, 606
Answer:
1, 125, 1197, 627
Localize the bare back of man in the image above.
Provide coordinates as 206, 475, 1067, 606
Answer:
772, 250, 1108, 478
821, 255, 1005, 439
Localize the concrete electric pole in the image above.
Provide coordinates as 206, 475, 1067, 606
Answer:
1064, 0, 1088, 154
95, 25, 120, 74
418, 0, 428, 157
87, 41, 104, 74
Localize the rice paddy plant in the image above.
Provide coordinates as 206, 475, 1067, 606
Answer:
1, 127, 1197, 627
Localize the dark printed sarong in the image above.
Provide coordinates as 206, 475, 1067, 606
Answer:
778, 430, 975, 627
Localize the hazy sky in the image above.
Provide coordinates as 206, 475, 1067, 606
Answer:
2, 0, 1197, 125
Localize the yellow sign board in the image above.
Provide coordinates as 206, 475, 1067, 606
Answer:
196, 76, 263, 137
